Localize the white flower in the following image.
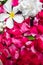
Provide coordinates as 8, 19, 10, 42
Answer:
0, 0, 24, 29
18, 0, 42, 18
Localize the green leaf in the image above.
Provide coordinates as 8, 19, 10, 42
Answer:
0, 0, 7, 4
27, 35, 35, 40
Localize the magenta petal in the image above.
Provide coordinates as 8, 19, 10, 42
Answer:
12, 0, 18, 6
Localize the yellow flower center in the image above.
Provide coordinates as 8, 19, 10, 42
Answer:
9, 11, 15, 18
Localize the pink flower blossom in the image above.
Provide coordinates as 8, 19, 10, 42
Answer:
12, 0, 18, 6
0, 5, 4, 13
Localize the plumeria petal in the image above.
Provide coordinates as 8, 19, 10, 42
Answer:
3, 0, 12, 13
6, 18, 14, 29
0, 13, 9, 21
13, 14, 24, 23
13, 6, 19, 14
36, 1, 42, 12
18, 0, 23, 3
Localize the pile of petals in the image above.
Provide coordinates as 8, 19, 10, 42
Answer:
0, 0, 43, 65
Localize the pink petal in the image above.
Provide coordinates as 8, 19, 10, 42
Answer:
12, 0, 18, 6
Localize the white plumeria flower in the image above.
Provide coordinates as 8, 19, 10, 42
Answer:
18, 0, 42, 18
0, 0, 24, 29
